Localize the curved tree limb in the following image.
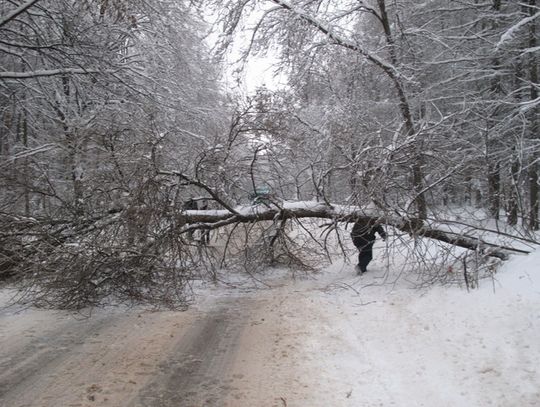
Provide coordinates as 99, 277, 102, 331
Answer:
0, 0, 41, 29
175, 202, 534, 260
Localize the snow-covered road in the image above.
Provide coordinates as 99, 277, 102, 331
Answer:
1, 252, 539, 406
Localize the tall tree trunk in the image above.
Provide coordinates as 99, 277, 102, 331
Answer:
60, 72, 84, 216
22, 113, 30, 216
62, 16, 84, 215
530, 163, 539, 230
507, 154, 520, 225
485, 0, 503, 220
484, 120, 500, 220
488, 162, 500, 219
527, 0, 539, 230
508, 52, 526, 226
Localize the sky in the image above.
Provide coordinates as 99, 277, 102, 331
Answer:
203, 2, 288, 95
243, 54, 287, 92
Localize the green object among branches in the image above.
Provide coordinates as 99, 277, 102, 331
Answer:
249, 186, 272, 204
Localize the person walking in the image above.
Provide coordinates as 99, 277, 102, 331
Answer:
351, 218, 387, 274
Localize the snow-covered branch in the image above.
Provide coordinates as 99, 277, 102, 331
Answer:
0, 0, 41, 29
496, 10, 540, 49
269, 0, 397, 75
157, 170, 241, 215
176, 201, 532, 260
0, 144, 58, 166
0, 68, 111, 80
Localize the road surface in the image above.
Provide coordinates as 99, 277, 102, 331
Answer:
0, 278, 319, 407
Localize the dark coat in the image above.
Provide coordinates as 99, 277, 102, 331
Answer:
351, 218, 386, 247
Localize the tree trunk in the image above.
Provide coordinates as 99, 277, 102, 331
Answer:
169, 202, 529, 260
529, 162, 539, 230
61, 73, 84, 216
488, 162, 500, 220
484, 0, 503, 220
527, 0, 539, 230
508, 51, 525, 226
22, 113, 30, 216
507, 156, 520, 225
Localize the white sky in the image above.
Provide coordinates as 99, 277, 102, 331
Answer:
243, 55, 288, 93
203, 3, 288, 95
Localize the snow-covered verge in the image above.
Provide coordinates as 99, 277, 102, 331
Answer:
0, 249, 538, 406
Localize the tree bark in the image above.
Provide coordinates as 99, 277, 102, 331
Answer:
527, 0, 539, 230
486, 0, 502, 220
507, 155, 520, 225
22, 113, 30, 216
529, 163, 539, 230
488, 162, 500, 220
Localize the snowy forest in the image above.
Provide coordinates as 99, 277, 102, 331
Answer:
0, 0, 539, 309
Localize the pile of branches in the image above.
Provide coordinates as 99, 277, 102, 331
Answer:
0, 209, 197, 309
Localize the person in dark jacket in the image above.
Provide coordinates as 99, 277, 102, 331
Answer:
351, 218, 387, 274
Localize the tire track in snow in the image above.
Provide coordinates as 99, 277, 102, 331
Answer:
0, 313, 120, 405
133, 297, 254, 407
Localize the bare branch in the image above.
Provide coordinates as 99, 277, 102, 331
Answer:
0, 0, 41, 29
0, 68, 112, 80
157, 170, 240, 215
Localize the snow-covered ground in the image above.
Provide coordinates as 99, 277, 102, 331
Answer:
1, 248, 539, 406
199, 247, 539, 407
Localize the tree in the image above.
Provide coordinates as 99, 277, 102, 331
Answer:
0, 0, 227, 308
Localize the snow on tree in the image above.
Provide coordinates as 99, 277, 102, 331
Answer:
0, 0, 538, 309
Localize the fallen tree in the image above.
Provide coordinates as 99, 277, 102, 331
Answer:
177, 201, 533, 260
1, 197, 536, 309
157, 171, 535, 261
